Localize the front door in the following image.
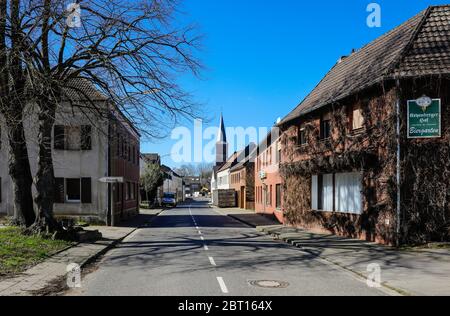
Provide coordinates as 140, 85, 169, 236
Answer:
240, 186, 245, 209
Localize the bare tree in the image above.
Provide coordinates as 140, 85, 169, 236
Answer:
197, 163, 213, 178
141, 163, 164, 206
0, 0, 36, 226
2, 0, 203, 232
174, 164, 197, 177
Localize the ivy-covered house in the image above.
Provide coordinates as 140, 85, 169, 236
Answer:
278, 5, 450, 245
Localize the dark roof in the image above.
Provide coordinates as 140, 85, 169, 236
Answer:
217, 151, 240, 173
63, 78, 141, 137
280, 5, 450, 125
161, 165, 172, 173
141, 153, 160, 164
63, 78, 109, 101
230, 146, 257, 172
220, 143, 256, 173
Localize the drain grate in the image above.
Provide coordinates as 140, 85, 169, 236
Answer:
249, 280, 289, 289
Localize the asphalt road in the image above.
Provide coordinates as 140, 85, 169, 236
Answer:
68, 200, 387, 296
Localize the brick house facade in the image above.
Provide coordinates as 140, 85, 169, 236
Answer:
0, 79, 140, 226
255, 132, 284, 223
230, 145, 256, 210
278, 6, 450, 245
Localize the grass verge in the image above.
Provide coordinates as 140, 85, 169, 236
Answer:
0, 227, 72, 279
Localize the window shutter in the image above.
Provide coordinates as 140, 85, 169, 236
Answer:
81, 125, 92, 150
54, 178, 65, 203
311, 175, 318, 210
54, 126, 65, 150
81, 178, 92, 204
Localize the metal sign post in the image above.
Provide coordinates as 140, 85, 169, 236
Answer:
99, 177, 124, 227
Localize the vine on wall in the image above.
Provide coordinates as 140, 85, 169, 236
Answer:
280, 86, 399, 243
281, 78, 450, 245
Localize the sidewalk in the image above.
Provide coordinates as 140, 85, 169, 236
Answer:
0, 208, 162, 296
213, 207, 281, 227
255, 225, 450, 296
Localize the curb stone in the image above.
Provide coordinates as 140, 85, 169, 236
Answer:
256, 226, 410, 296
0, 210, 163, 296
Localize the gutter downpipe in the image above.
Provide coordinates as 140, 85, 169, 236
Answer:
395, 78, 401, 247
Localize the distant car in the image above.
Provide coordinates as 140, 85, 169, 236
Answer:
162, 193, 177, 208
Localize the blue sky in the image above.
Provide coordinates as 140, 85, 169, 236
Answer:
142, 0, 449, 167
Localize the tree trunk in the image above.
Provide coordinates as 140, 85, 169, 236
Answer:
31, 0, 60, 233
32, 99, 59, 233
5, 118, 36, 226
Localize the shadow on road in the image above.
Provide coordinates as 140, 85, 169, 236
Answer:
148, 215, 249, 228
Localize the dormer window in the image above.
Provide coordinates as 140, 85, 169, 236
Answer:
351, 104, 365, 130
320, 113, 332, 140
298, 127, 307, 146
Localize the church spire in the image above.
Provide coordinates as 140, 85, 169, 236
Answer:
217, 113, 227, 143
216, 113, 228, 166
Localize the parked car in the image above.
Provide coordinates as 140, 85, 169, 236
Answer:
162, 193, 177, 208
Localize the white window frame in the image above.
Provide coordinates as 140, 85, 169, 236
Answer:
312, 172, 363, 214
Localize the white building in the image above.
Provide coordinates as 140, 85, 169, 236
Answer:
211, 114, 228, 203
161, 165, 185, 203
0, 79, 140, 225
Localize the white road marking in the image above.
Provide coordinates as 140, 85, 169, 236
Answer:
200, 236, 205, 241
204, 245, 209, 251
195, 226, 199, 230
198, 231, 202, 235
208, 256, 216, 266
217, 277, 229, 294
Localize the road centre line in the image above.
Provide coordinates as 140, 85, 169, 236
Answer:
217, 277, 229, 294
208, 256, 216, 266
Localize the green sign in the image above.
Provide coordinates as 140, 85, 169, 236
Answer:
407, 99, 441, 139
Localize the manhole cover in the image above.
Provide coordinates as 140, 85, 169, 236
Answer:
249, 280, 289, 289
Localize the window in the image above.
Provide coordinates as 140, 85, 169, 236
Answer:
312, 174, 333, 211
126, 182, 131, 200
268, 185, 273, 206
312, 173, 362, 214
54, 125, 92, 151
55, 178, 91, 204
335, 173, 362, 214
121, 136, 124, 157
352, 106, 365, 130
276, 142, 282, 163
116, 133, 120, 156
81, 125, 92, 150
276, 184, 282, 209
298, 127, 307, 146
320, 118, 331, 140
66, 127, 81, 150
66, 179, 81, 202
256, 187, 259, 203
